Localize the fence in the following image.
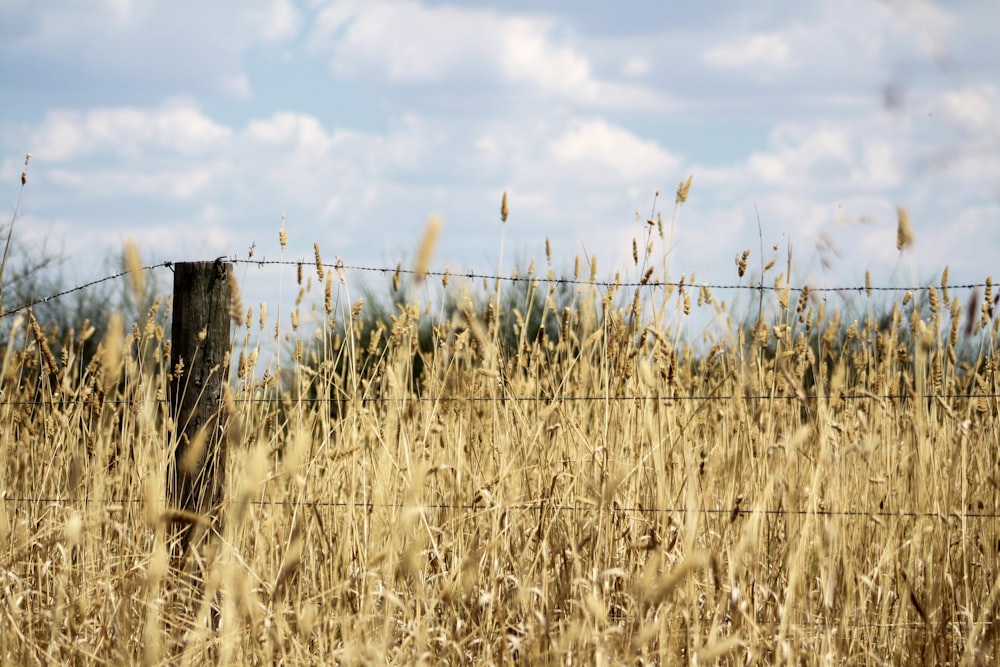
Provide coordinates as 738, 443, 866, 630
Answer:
1, 258, 998, 525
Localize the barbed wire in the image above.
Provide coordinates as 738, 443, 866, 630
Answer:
0, 259, 991, 323
2, 495, 998, 521
230, 258, 991, 294
0, 262, 173, 319
0, 391, 997, 408
227, 392, 1000, 404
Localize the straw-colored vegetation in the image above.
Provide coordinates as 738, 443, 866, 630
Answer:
1, 185, 998, 665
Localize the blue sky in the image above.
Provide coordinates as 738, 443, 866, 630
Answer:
2, 0, 999, 312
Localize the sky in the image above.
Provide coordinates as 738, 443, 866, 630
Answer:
2, 0, 999, 316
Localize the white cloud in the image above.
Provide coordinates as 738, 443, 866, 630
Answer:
30, 115, 90, 163
130, 167, 218, 199
30, 101, 232, 162
309, 0, 669, 109
221, 73, 253, 99
698, 2, 906, 86
169, 166, 219, 199
940, 83, 1000, 140
112, 220, 238, 259
703, 33, 794, 71
851, 143, 901, 189
103, 0, 138, 25
746, 153, 787, 185
740, 124, 854, 188
498, 17, 593, 94
548, 119, 681, 183
311, 0, 497, 83
49, 162, 231, 200
723, 120, 903, 195
622, 56, 650, 78
883, 0, 955, 63
247, 112, 334, 153
257, 0, 301, 41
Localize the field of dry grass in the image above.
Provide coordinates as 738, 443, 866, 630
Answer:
1, 197, 999, 664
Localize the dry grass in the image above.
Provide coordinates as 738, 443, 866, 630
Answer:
1, 229, 999, 665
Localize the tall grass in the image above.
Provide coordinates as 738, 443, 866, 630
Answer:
1, 208, 998, 664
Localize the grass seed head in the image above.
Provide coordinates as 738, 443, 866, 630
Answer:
178, 427, 208, 475
324, 269, 333, 314
896, 205, 914, 251
676, 175, 693, 204
228, 271, 245, 324
123, 238, 145, 300
415, 216, 442, 281
736, 249, 750, 278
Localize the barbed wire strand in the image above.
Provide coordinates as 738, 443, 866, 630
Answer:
0, 259, 990, 322
0, 262, 173, 319
0, 391, 997, 408
230, 258, 990, 293
1, 496, 997, 521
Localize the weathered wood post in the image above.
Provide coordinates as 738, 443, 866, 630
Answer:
168, 260, 232, 554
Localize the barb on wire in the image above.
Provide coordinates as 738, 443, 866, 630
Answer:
229, 258, 989, 294
0, 261, 173, 319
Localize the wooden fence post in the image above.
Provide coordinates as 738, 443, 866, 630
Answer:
168, 260, 232, 552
